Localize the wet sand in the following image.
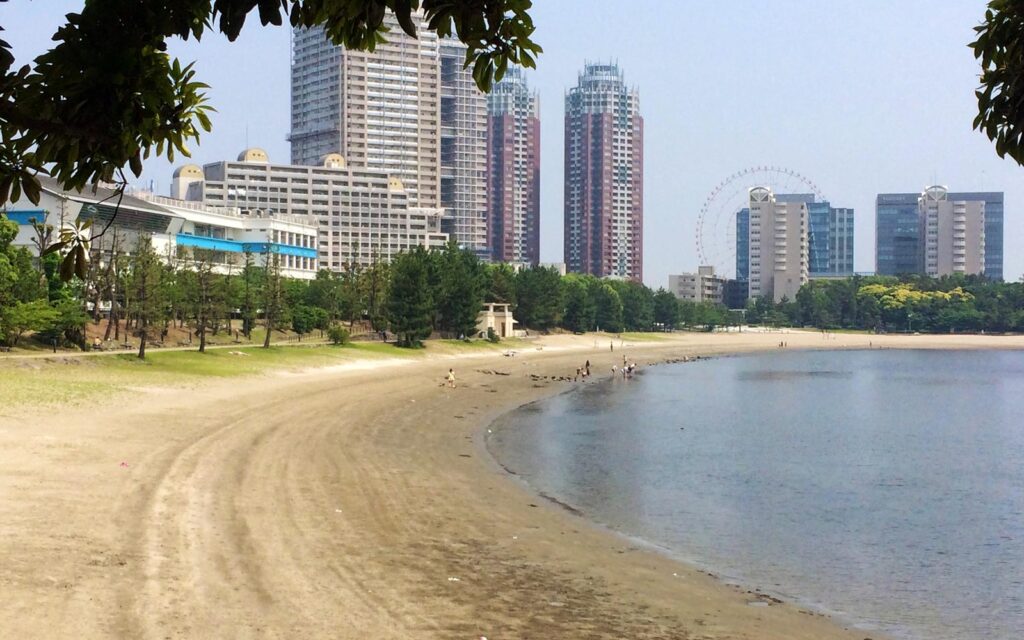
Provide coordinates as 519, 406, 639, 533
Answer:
2, 330, 1020, 638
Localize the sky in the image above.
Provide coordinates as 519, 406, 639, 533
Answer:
2, 1, 1021, 284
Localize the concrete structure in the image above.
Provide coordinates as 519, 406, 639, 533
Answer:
668, 266, 725, 303
174, 150, 448, 272
919, 186, 985, 277
747, 187, 808, 303
771, 193, 854, 278
439, 39, 488, 254
6, 177, 318, 279
487, 67, 540, 265
289, 17, 441, 207
564, 62, 643, 280
876, 188, 1002, 279
475, 302, 517, 338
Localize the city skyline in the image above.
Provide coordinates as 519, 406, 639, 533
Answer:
3, 1, 1021, 283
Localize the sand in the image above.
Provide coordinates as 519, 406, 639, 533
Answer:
2, 330, 1021, 639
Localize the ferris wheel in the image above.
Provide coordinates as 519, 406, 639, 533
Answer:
695, 166, 824, 279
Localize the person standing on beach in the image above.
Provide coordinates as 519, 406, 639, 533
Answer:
610, 341, 614, 352
585, 360, 591, 377
447, 368, 456, 388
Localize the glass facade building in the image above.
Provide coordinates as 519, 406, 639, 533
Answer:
876, 191, 1003, 280
735, 207, 749, 282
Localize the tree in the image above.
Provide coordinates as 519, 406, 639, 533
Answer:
386, 247, 434, 347
613, 280, 654, 331
128, 235, 165, 359
592, 282, 624, 333
262, 251, 284, 348
0, 299, 57, 347
239, 249, 261, 339
652, 288, 679, 330
434, 241, 485, 337
485, 262, 517, 305
1, 2, 542, 281
515, 265, 561, 330
972, 2, 1024, 165
560, 276, 593, 333
188, 248, 218, 352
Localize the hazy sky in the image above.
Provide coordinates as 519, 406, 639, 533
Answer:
3, 1, 1020, 283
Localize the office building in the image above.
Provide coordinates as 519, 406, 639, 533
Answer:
6, 177, 319, 279
772, 193, 854, 278
875, 192, 922, 276
876, 187, 1000, 278
747, 186, 808, 303
668, 266, 725, 303
439, 39, 488, 253
920, 186, 985, 276
564, 62, 643, 280
735, 207, 749, 289
487, 68, 540, 265
289, 17, 441, 207
174, 149, 448, 272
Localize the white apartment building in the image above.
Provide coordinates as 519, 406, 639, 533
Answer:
668, 265, 725, 303
918, 186, 985, 276
748, 186, 808, 303
6, 177, 319, 279
174, 149, 448, 272
289, 17, 441, 208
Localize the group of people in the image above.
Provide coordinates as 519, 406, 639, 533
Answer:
574, 360, 592, 382
611, 355, 638, 379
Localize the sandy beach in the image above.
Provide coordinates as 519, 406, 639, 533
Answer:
2, 330, 1021, 639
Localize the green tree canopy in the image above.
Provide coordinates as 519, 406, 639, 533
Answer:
972, 1, 1024, 165
386, 247, 434, 347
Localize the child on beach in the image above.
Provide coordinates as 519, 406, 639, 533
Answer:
447, 368, 456, 388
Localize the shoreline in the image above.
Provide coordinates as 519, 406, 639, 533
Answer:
2, 331, 1023, 638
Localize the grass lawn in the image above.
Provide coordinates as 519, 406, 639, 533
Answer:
0, 337, 522, 411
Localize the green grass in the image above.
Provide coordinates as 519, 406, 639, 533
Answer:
617, 332, 670, 342
0, 337, 514, 410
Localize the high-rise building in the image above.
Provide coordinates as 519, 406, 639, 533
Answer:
289, 18, 441, 207
439, 39, 487, 253
876, 187, 1001, 279
735, 208, 749, 283
772, 193, 854, 277
875, 193, 922, 276
564, 62, 643, 280
919, 186, 985, 277
747, 186, 808, 303
487, 68, 540, 265
173, 149, 448, 272
949, 191, 1003, 281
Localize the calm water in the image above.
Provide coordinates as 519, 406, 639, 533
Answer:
488, 350, 1024, 640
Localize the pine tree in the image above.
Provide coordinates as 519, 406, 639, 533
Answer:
386, 247, 433, 348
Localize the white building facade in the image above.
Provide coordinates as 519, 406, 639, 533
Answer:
6, 177, 319, 279
918, 186, 986, 277
289, 17, 441, 208
748, 186, 808, 303
174, 149, 448, 272
668, 265, 725, 303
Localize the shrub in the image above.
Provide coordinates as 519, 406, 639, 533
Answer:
327, 325, 350, 345
486, 327, 500, 343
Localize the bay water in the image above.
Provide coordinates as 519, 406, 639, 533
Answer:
487, 349, 1024, 639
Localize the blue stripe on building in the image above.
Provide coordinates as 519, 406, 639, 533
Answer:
176, 234, 316, 258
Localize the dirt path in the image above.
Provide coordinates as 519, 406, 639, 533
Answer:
3, 331, 1020, 638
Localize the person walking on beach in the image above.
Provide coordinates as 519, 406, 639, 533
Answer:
447, 368, 456, 388
610, 340, 614, 352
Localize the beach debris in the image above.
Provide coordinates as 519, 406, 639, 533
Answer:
447, 577, 460, 582
458, 454, 471, 458
119, 461, 129, 468
227, 350, 249, 356
334, 509, 343, 513
548, 601, 565, 607
512, 536, 518, 540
